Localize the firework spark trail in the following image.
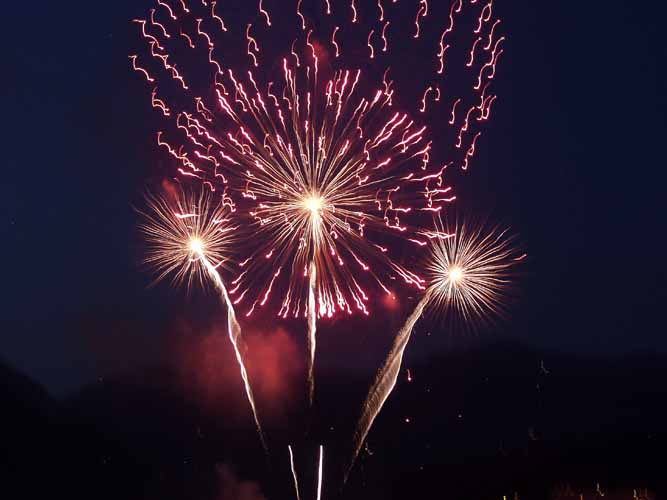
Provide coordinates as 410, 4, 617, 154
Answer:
317, 445, 324, 500
198, 250, 269, 453
347, 220, 522, 479
139, 191, 267, 452
288, 445, 301, 500
287, 444, 323, 500
307, 261, 317, 405
346, 288, 432, 481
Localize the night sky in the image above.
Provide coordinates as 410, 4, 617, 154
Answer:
4, 3, 667, 500
3, 0, 666, 401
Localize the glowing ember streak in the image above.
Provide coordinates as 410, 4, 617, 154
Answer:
296, 0, 306, 30
413, 4, 425, 39
129, 55, 154, 82
449, 97, 461, 125
139, 190, 268, 452
381, 21, 390, 52
151, 87, 171, 116
348, 220, 522, 478
196, 18, 214, 47
367, 29, 375, 59
467, 37, 483, 67
288, 445, 301, 500
437, 43, 450, 75
258, 0, 271, 27
331, 26, 340, 57
150, 8, 171, 38
420, 86, 432, 113
463, 132, 482, 170
158, 0, 177, 20
180, 29, 195, 48
211, 1, 228, 31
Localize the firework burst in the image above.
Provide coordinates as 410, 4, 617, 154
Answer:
139, 189, 236, 290
131, 0, 510, 478
130, 0, 505, 320
202, 61, 439, 321
426, 218, 524, 325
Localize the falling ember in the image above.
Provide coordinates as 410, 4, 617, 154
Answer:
138, 189, 268, 452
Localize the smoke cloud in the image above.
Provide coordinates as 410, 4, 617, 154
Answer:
215, 463, 267, 500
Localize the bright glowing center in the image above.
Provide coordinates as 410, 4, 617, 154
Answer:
449, 266, 464, 283
189, 237, 204, 254
303, 194, 324, 219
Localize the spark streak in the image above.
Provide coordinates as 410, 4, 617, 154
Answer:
258, 0, 271, 27
129, 55, 154, 82
288, 445, 301, 500
331, 26, 340, 57
381, 21, 390, 52
367, 29, 375, 59
317, 445, 324, 500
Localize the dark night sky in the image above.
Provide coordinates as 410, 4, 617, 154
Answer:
2, 1, 666, 397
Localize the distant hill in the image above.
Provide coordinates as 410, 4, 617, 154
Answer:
3, 342, 666, 499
